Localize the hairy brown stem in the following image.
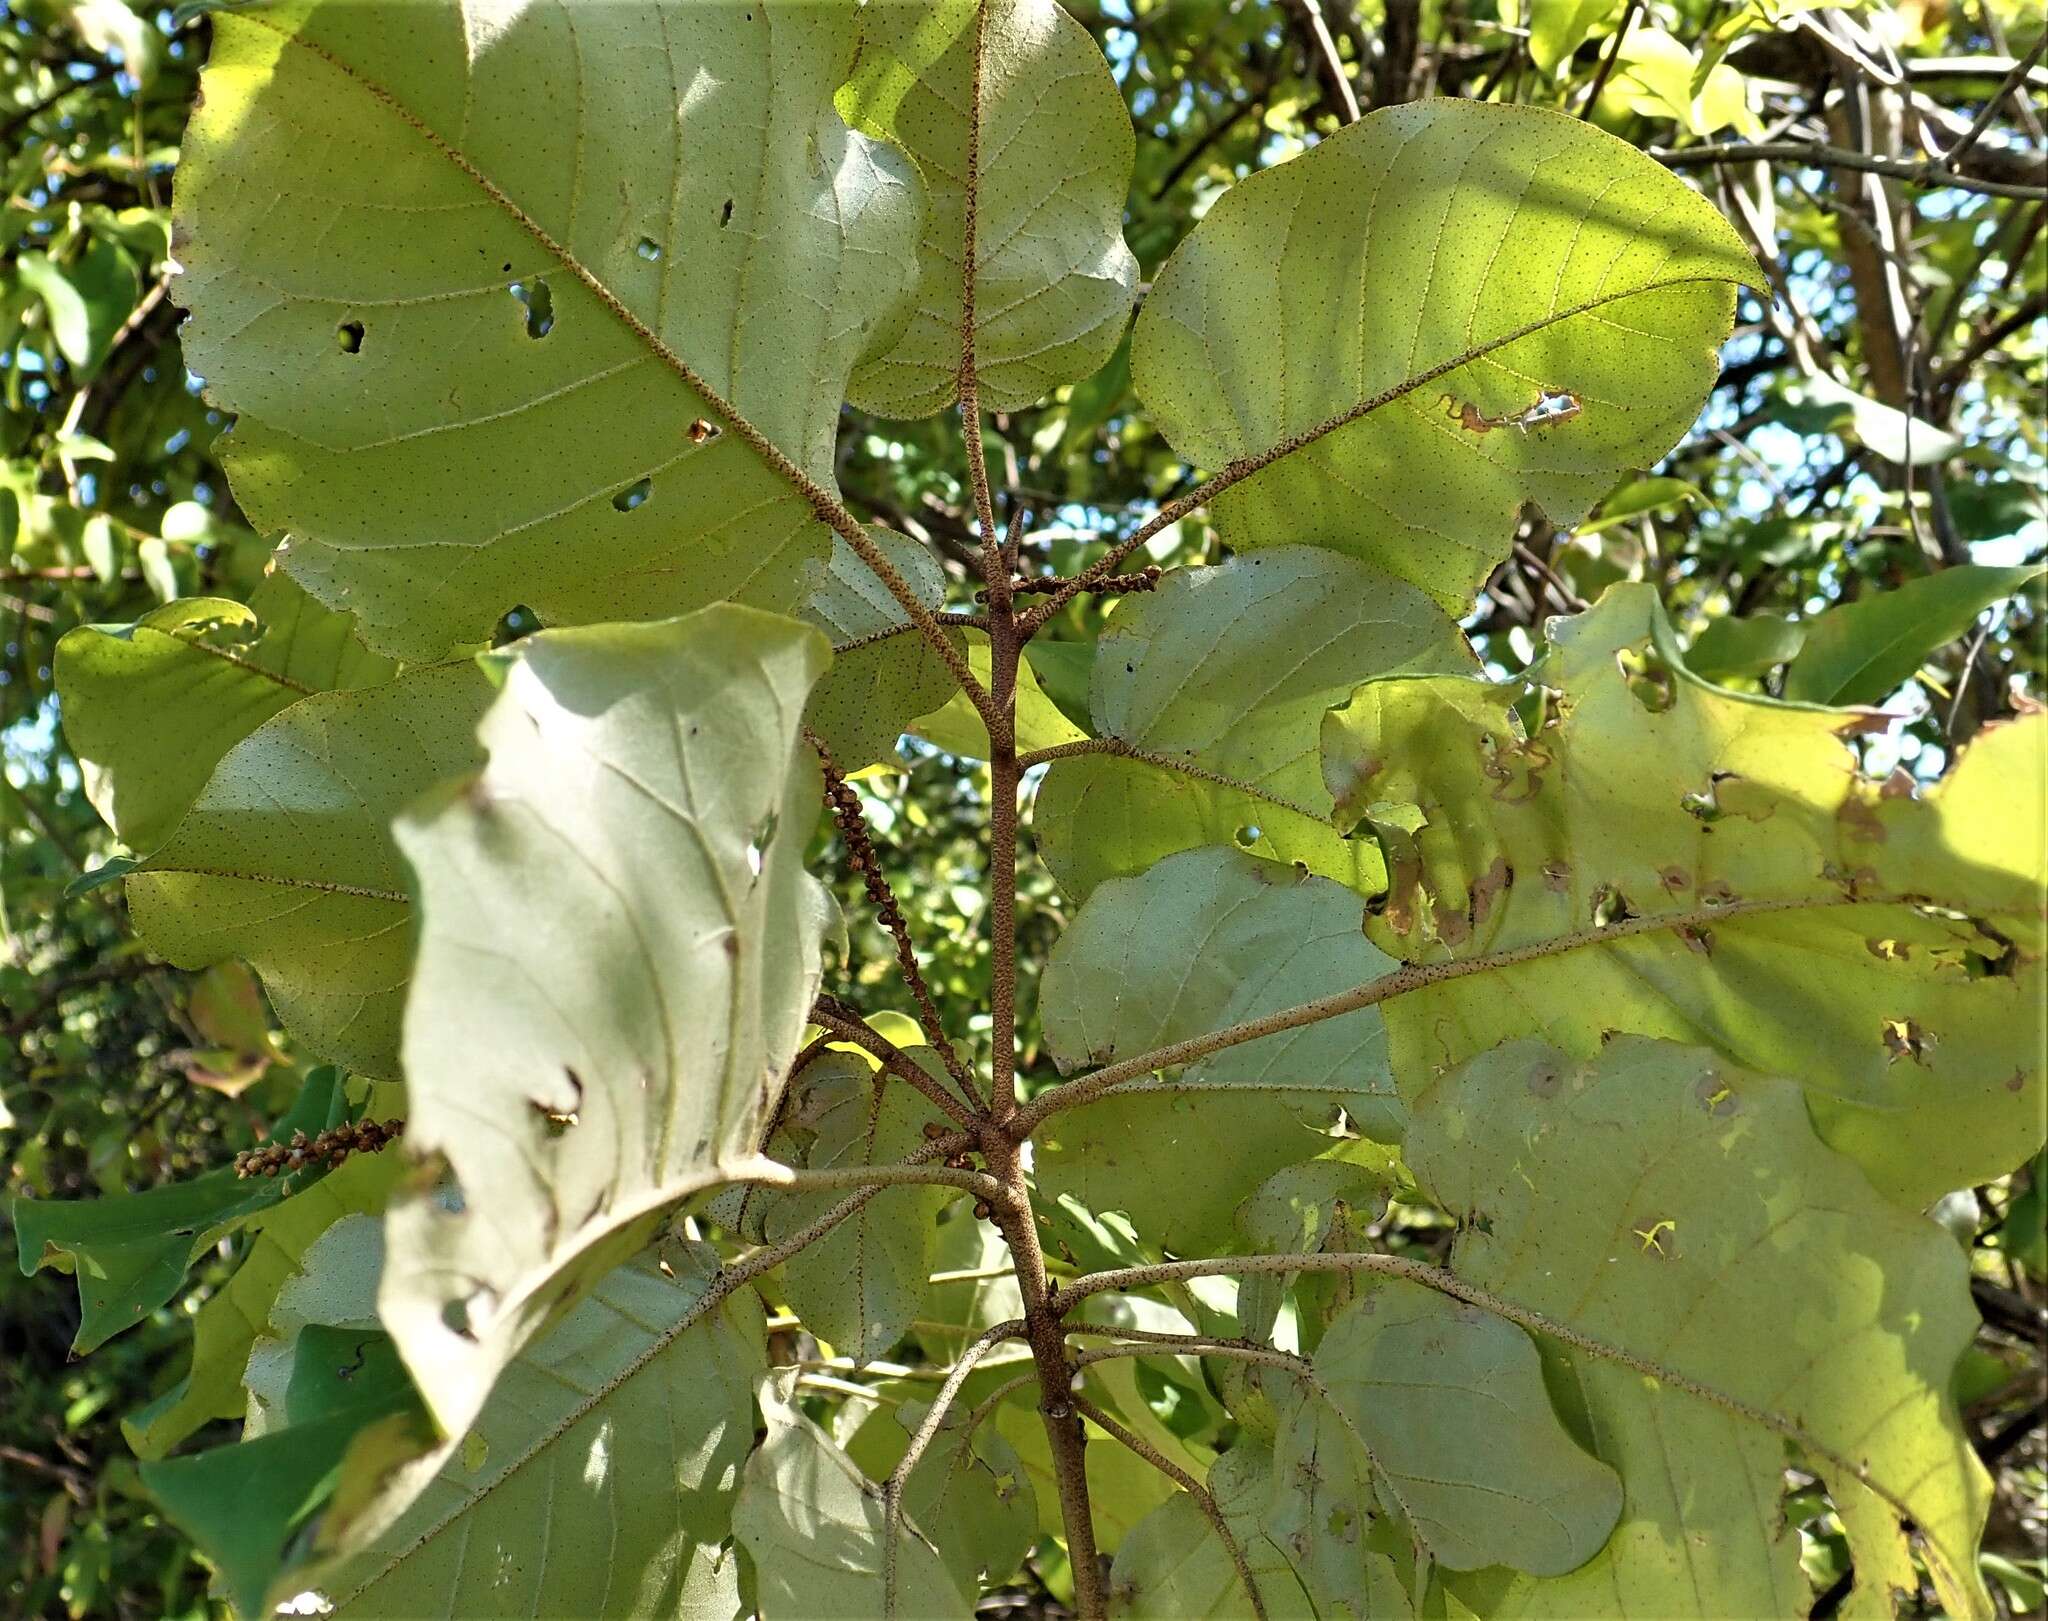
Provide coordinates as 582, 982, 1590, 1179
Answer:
808, 1002, 981, 1130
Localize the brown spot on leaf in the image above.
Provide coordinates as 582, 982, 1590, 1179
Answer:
1881, 1017, 1933, 1065
1676, 923, 1715, 955
1543, 861, 1571, 894
1527, 1059, 1564, 1099
1658, 866, 1689, 895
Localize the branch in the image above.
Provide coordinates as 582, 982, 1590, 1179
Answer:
808, 1000, 981, 1130
1020, 275, 1751, 628
1651, 140, 2048, 200
958, 0, 1004, 581
1069, 1394, 1270, 1621
1280, 0, 1360, 124
882, 1318, 1029, 1618
1009, 892, 1909, 1136
1940, 34, 2047, 173
1067, 1330, 1310, 1379
1578, 0, 1642, 120
722, 1153, 1004, 1207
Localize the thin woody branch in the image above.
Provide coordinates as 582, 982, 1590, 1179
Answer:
1069, 1394, 1271, 1621
809, 1000, 981, 1130
1012, 736, 1328, 824
1008, 890, 1907, 1137
721, 1153, 1005, 1207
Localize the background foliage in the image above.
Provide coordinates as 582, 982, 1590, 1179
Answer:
0, 0, 2041, 1615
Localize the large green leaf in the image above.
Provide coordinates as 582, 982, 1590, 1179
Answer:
803, 530, 960, 771
178, 0, 923, 659
1108, 1446, 1321, 1620
733, 1372, 967, 1620
1311, 1282, 1623, 1575
12, 1067, 358, 1354
1407, 1037, 1991, 1619
1781, 561, 2046, 706
1130, 101, 1756, 611
839, 0, 1137, 416
757, 1050, 956, 1364
910, 625, 1087, 759
1036, 848, 1404, 1253
888, 1399, 1040, 1600
124, 660, 492, 1079
1034, 548, 1473, 899
1319, 584, 2045, 1206
381, 606, 829, 1438
323, 1248, 763, 1618
57, 572, 396, 853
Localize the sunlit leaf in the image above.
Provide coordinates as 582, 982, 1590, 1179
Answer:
1782, 561, 2045, 706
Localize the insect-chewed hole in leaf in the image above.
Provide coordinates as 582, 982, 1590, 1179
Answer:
1680, 785, 1722, 823
1867, 937, 1911, 962
1881, 1016, 1933, 1065
720, 197, 734, 227
1589, 884, 1636, 929
334, 319, 364, 354
747, 809, 779, 879
634, 235, 662, 261
688, 417, 720, 445
491, 604, 541, 647
1616, 645, 1676, 712
441, 1293, 481, 1341
612, 476, 652, 513
1233, 824, 1262, 848
1694, 1073, 1737, 1115
508, 278, 555, 338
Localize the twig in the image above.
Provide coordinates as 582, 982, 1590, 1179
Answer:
808, 999, 981, 1131
882, 1318, 1028, 1617
1578, 0, 1642, 119
722, 1152, 1005, 1207
958, 0, 1004, 581
1942, 34, 2047, 172
1280, 0, 1361, 124
236, 1118, 403, 1178
1069, 1394, 1270, 1621
1652, 140, 2048, 199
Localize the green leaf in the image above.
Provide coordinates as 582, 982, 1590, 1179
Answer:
734, 1372, 968, 1620
1130, 102, 1757, 612
57, 572, 397, 854
758, 1050, 956, 1364
1800, 373, 1961, 467
1576, 473, 1707, 537
1234, 1157, 1388, 1345
1034, 548, 1473, 899
839, 0, 1137, 416
1108, 1448, 1321, 1620
1782, 563, 2046, 706
995, 1394, 1175, 1554
124, 659, 492, 1079
178, 0, 923, 658
1263, 1387, 1413, 1615
321, 1248, 764, 1617
910, 626, 1087, 758
804, 530, 961, 770
11, 1067, 356, 1354
1408, 1036, 1992, 1619
1528, 0, 1612, 72
1319, 584, 2046, 1207
125, 1136, 402, 1459
1312, 1281, 1623, 1575
1036, 846, 1404, 1252
1685, 611, 1805, 682
890, 1398, 1040, 1598
17, 252, 95, 370
381, 606, 830, 1439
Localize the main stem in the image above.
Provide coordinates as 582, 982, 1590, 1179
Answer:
984, 552, 1107, 1617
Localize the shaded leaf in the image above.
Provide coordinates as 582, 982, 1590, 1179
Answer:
57, 572, 397, 854
804, 530, 960, 770
1782, 562, 2045, 706
125, 660, 492, 1078
1686, 611, 1805, 682
382, 606, 830, 1439
1131, 102, 1756, 611
1035, 548, 1473, 899
910, 626, 1087, 758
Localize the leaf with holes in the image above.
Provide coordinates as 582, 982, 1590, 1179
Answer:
56, 572, 397, 854
177, 0, 923, 658
1320, 583, 2046, 1207
1131, 100, 1758, 611
838, 0, 1138, 416
1034, 547, 1475, 900
121, 659, 492, 1079
1408, 1036, 1991, 1619
380, 606, 830, 1440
